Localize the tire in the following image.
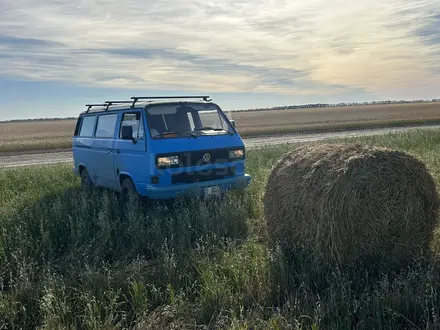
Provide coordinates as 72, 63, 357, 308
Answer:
80, 168, 93, 189
121, 177, 138, 202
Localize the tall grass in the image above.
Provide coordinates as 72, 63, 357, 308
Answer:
1, 129, 440, 329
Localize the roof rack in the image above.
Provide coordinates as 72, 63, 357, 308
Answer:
104, 100, 133, 110
85, 96, 212, 112
85, 100, 134, 112
85, 104, 107, 112
130, 95, 211, 108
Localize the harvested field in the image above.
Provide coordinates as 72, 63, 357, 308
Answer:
235, 102, 440, 130
0, 119, 74, 152
1, 102, 440, 153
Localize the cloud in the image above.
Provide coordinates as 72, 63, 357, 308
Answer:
416, 13, 440, 46
0, 0, 439, 96
0, 36, 61, 48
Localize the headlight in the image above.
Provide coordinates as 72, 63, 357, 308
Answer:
229, 149, 244, 159
157, 156, 179, 167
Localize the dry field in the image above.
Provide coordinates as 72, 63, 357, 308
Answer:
0, 119, 76, 153
233, 102, 440, 135
1, 102, 440, 153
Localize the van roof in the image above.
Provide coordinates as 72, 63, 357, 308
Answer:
81, 95, 213, 115
80, 100, 214, 116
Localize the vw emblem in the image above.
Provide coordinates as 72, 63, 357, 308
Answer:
203, 153, 211, 162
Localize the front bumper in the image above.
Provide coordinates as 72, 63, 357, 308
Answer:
138, 174, 251, 200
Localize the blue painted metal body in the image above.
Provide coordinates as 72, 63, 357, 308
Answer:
72, 101, 251, 199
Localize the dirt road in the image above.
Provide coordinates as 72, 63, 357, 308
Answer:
2, 124, 439, 168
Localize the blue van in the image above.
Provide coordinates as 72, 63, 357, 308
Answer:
72, 96, 251, 200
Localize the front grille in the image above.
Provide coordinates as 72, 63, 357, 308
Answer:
157, 147, 243, 168
171, 167, 236, 184
183, 149, 230, 167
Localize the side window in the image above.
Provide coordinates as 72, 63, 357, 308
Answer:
199, 110, 223, 129
120, 112, 144, 139
95, 114, 118, 138
79, 116, 96, 137
219, 113, 230, 130
74, 117, 82, 136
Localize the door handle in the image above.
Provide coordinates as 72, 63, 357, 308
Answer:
108, 148, 113, 153
115, 149, 121, 154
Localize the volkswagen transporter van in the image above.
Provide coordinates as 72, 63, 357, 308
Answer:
72, 96, 251, 199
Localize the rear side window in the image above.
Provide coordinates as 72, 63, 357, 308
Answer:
96, 114, 118, 138
79, 116, 96, 137
74, 117, 82, 136
120, 112, 144, 139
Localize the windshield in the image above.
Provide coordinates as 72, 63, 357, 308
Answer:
145, 103, 234, 139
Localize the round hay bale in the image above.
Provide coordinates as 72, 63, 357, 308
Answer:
264, 143, 439, 267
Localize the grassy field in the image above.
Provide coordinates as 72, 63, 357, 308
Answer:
1, 102, 440, 153
1, 129, 440, 329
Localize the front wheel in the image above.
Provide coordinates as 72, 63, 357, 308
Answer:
121, 178, 138, 202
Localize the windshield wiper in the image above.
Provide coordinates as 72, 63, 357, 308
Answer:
159, 131, 197, 138
194, 127, 233, 135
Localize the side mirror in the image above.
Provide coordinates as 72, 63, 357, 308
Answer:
121, 125, 135, 143
230, 120, 236, 128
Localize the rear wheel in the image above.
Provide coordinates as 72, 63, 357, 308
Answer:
80, 168, 93, 189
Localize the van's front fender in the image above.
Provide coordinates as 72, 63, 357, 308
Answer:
117, 171, 147, 194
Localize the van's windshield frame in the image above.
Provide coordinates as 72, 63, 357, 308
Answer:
144, 102, 235, 140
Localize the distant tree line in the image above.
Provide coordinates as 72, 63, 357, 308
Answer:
1, 99, 439, 123
234, 98, 440, 112
0, 117, 78, 123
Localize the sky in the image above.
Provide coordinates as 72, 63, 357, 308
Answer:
0, 0, 440, 121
